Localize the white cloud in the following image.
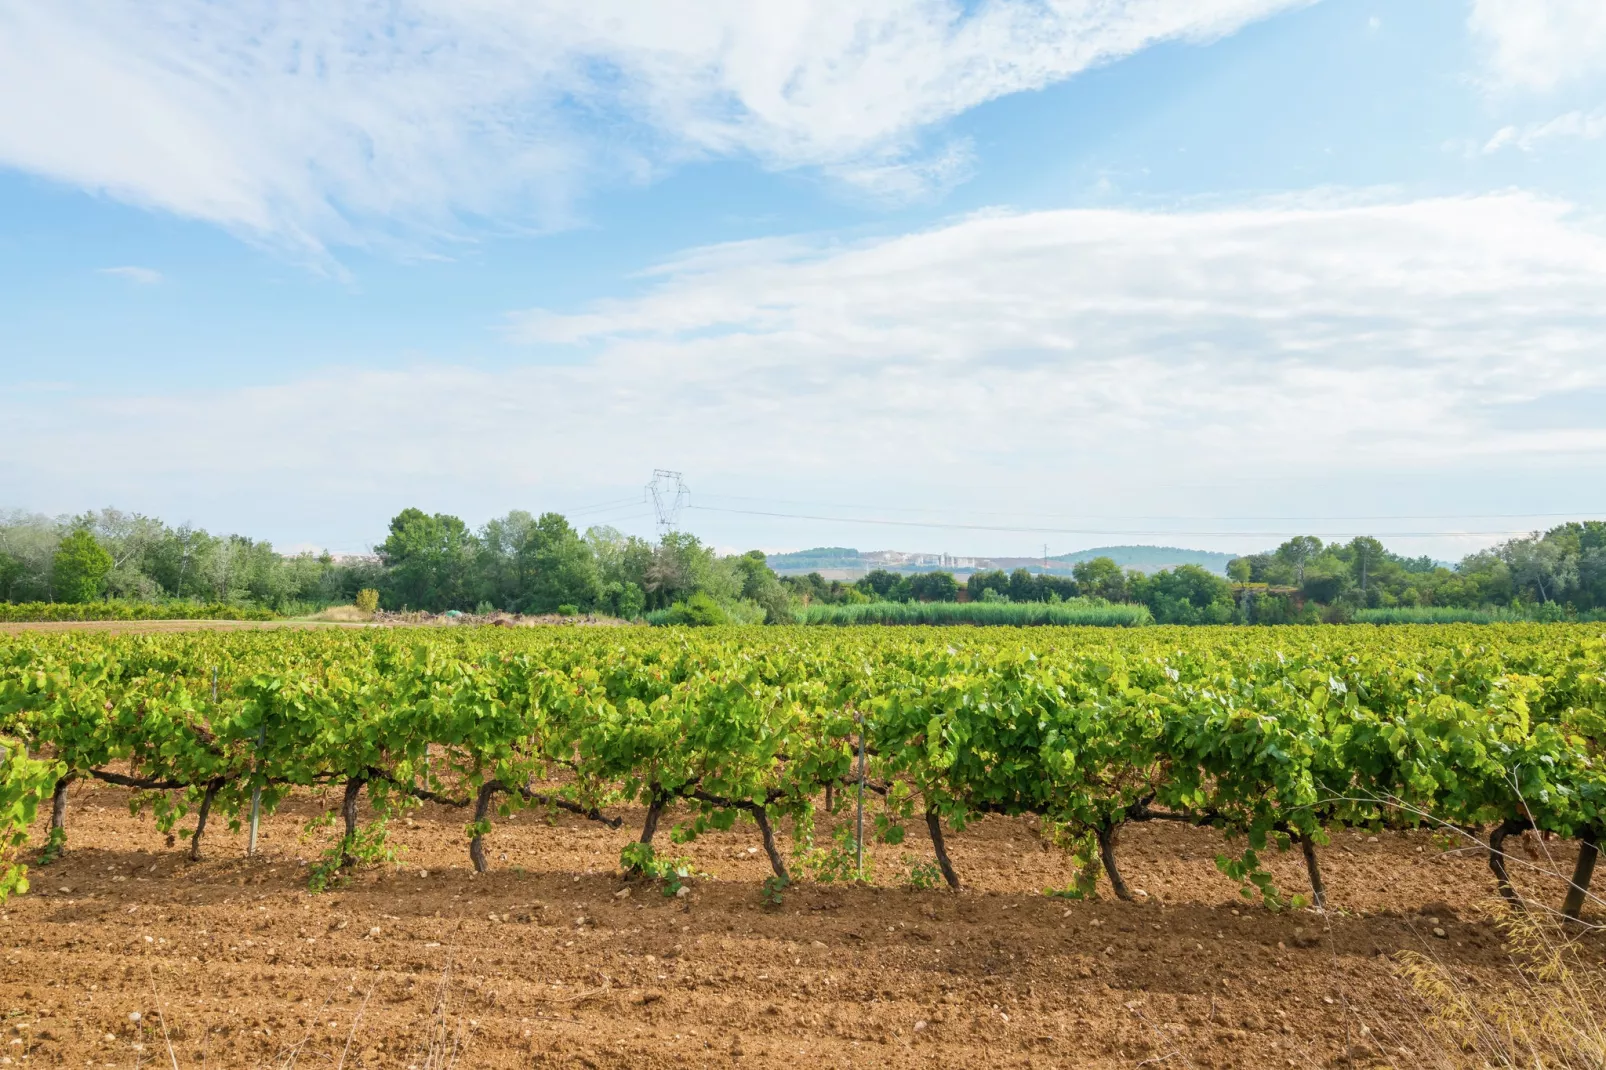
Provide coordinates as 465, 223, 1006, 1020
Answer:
1468, 0, 1606, 91
1483, 107, 1606, 152
0, 0, 1306, 252
7, 192, 1606, 557
96, 265, 163, 285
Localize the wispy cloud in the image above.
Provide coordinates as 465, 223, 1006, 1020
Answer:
96, 265, 163, 285
1467, 0, 1606, 91
8, 192, 1606, 558
0, 0, 1307, 253
1484, 106, 1606, 152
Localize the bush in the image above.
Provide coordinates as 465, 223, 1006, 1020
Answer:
354, 589, 380, 614
800, 600, 1152, 627
654, 591, 729, 626
0, 600, 279, 622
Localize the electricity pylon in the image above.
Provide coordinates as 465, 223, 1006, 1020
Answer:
645, 470, 689, 537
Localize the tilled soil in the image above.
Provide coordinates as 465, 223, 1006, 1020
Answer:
4, 780, 1601, 1069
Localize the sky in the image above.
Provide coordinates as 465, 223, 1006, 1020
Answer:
3, 0, 1606, 562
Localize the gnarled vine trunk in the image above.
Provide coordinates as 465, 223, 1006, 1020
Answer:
926, 806, 961, 891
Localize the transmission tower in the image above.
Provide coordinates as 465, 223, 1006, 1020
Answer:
645, 470, 690, 537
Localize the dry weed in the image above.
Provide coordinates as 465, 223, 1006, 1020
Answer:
1388, 908, 1606, 1070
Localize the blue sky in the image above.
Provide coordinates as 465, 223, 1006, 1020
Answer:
3, 0, 1605, 560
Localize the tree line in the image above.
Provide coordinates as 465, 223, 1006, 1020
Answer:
2, 507, 1602, 624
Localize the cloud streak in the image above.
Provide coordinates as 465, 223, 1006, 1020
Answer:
96, 265, 163, 285
0, 0, 1306, 252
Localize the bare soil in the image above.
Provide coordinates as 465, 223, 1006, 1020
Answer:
5, 780, 1601, 1069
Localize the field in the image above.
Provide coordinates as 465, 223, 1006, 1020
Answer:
8, 777, 1597, 1069
3, 623, 1604, 1067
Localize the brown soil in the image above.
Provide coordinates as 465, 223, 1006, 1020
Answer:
5, 781, 1602, 1069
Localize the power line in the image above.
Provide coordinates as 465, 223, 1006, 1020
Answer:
685, 504, 1543, 540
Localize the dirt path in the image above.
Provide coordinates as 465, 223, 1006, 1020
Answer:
4, 781, 1600, 1069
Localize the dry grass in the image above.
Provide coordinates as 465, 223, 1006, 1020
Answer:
304, 605, 375, 623
1381, 909, 1606, 1069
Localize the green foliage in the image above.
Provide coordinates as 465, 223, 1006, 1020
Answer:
517, 513, 602, 614
0, 738, 62, 901
620, 842, 697, 896
354, 588, 380, 614
307, 820, 395, 893
1129, 564, 1235, 624
598, 580, 646, 620
0, 600, 277, 623
654, 591, 730, 626
800, 825, 869, 884
801, 600, 1151, 626
903, 856, 943, 890
378, 509, 476, 611
761, 873, 790, 906
52, 530, 113, 603
2, 621, 1604, 915
1072, 557, 1128, 602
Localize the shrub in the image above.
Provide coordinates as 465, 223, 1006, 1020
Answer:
656, 591, 729, 626
800, 600, 1152, 627
354, 589, 380, 614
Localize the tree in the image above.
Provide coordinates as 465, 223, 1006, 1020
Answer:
908, 571, 959, 602
1008, 568, 1038, 603
966, 570, 1009, 601
1501, 537, 1577, 604
52, 531, 113, 603
377, 509, 476, 611
857, 569, 906, 601
1274, 537, 1324, 585
1071, 557, 1126, 602
733, 551, 794, 623
1345, 537, 1387, 597
517, 513, 601, 614
1226, 558, 1252, 583
598, 581, 646, 620
1129, 565, 1233, 624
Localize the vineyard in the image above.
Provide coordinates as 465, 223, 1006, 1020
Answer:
2, 624, 1602, 917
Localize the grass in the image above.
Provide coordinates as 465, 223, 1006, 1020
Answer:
1387, 908, 1606, 1069
0, 599, 279, 622
799, 600, 1153, 627
1352, 606, 1606, 624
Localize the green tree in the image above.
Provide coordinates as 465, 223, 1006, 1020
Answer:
1071, 557, 1127, 602
1345, 536, 1387, 599
377, 509, 476, 611
733, 551, 794, 623
1274, 536, 1324, 585
908, 571, 959, 602
598, 580, 646, 620
52, 530, 113, 603
856, 569, 906, 601
1129, 565, 1234, 624
1007, 568, 1039, 603
516, 513, 601, 614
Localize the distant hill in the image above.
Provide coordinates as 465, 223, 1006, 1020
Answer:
762, 547, 864, 573
767, 544, 1241, 578
1044, 545, 1240, 576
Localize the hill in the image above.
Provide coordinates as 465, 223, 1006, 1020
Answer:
766, 544, 1241, 578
